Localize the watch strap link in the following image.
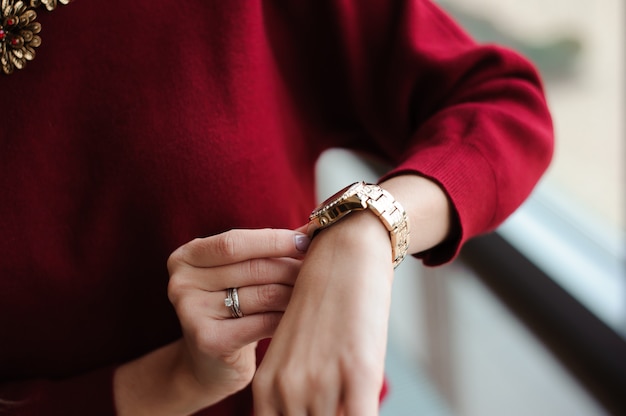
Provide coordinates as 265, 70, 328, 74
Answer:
360, 184, 410, 268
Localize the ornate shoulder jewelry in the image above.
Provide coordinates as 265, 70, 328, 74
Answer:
1, 0, 71, 75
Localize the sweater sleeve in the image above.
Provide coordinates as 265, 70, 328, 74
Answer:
0, 367, 117, 415
269, 0, 554, 265
379, 1, 554, 264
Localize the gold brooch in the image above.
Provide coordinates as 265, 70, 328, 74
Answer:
1, 0, 71, 75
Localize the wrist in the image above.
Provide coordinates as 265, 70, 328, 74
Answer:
307, 181, 409, 268
380, 175, 453, 253
306, 210, 395, 287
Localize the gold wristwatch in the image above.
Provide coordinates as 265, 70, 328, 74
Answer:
306, 181, 410, 268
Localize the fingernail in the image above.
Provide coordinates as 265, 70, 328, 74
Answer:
294, 234, 311, 252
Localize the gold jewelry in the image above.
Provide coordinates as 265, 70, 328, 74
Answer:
307, 181, 410, 268
1, 0, 72, 75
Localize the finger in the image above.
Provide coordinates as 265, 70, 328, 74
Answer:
207, 257, 302, 290
342, 374, 381, 416
309, 369, 342, 416
176, 293, 290, 353
279, 373, 341, 416
176, 229, 311, 268
190, 257, 301, 292
254, 365, 336, 416
184, 313, 286, 376
214, 284, 293, 319
218, 312, 285, 353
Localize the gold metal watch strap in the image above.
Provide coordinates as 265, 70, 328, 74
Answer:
360, 183, 410, 268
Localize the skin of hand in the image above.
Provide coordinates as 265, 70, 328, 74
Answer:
253, 174, 453, 416
113, 229, 310, 416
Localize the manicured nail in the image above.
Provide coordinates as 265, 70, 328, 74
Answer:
294, 234, 311, 252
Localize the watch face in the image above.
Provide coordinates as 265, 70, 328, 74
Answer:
309, 182, 365, 229
319, 182, 361, 208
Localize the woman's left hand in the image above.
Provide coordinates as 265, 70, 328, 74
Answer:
252, 211, 394, 416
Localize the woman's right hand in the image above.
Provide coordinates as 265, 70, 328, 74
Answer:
113, 229, 310, 416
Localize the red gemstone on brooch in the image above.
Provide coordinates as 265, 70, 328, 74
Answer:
1, 0, 72, 75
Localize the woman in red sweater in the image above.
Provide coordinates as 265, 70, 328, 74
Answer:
0, 0, 552, 414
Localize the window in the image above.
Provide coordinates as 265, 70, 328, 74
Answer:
439, 0, 625, 338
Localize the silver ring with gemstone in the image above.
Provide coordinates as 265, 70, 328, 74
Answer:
224, 288, 244, 318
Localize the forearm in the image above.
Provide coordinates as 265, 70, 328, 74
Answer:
113, 340, 217, 416
252, 175, 450, 414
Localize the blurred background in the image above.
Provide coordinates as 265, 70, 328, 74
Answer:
315, 0, 625, 415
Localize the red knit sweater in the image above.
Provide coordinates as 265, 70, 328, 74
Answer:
0, 0, 552, 414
